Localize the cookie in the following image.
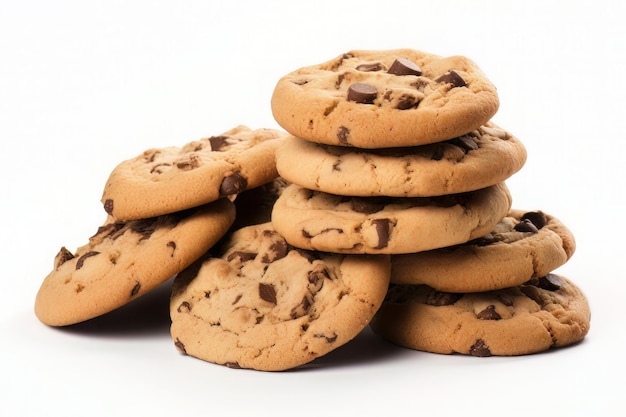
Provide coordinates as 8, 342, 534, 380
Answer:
271, 183, 512, 254
170, 223, 390, 371
34, 198, 235, 326
276, 123, 526, 197
271, 49, 499, 148
391, 209, 576, 292
370, 274, 591, 356
101, 125, 287, 221
230, 177, 289, 230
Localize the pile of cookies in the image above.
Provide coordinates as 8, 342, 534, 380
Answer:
34, 48, 590, 372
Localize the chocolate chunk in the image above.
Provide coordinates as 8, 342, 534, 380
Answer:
103, 199, 114, 215
174, 338, 187, 354
175, 154, 201, 171
347, 83, 378, 104
449, 134, 479, 153
55, 247, 75, 269
208, 135, 230, 151
290, 295, 313, 319
497, 294, 514, 306
261, 240, 289, 263
532, 273, 565, 291
514, 219, 539, 233
75, 251, 99, 270
430, 145, 445, 161
308, 267, 330, 291
371, 218, 391, 249
395, 93, 419, 110
219, 173, 247, 196
356, 62, 384, 72
476, 305, 502, 320
350, 198, 386, 214
259, 283, 277, 304
426, 290, 462, 306
521, 211, 547, 230
130, 282, 141, 297
224, 361, 242, 369
469, 339, 492, 357
388, 57, 422, 76
435, 70, 466, 88
337, 126, 350, 145
227, 251, 257, 263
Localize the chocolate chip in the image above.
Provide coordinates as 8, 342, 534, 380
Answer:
75, 251, 99, 270
350, 198, 386, 214
435, 70, 466, 88
514, 219, 539, 233
426, 290, 462, 306
449, 134, 479, 153
175, 154, 201, 171
356, 62, 384, 72
347, 83, 378, 104
521, 211, 547, 230
227, 251, 257, 263
469, 339, 492, 357
531, 274, 565, 291
371, 218, 391, 249
174, 338, 187, 354
261, 240, 289, 263
388, 57, 422, 76
224, 361, 241, 369
177, 301, 191, 313
103, 199, 114, 215
55, 246, 75, 269
130, 281, 141, 297
290, 295, 313, 319
395, 93, 419, 110
314, 333, 338, 343
219, 173, 247, 196
337, 126, 350, 145
430, 145, 445, 161
259, 283, 277, 304
476, 305, 502, 320
208, 135, 230, 151
308, 267, 330, 290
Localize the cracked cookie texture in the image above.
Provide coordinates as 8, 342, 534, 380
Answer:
391, 209, 576, 292
276, 122, 526, 197
370, 274, 590, 356
271, 183, 512, 254
34, 198, 235, 326
101, 125, 287, 221
271, 49, 499, 148
169, 223, 390, 371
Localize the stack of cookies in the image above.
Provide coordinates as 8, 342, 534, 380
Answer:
33, 48, 590, 372
268, 49, 590, 358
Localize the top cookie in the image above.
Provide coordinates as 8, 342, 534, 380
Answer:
101, 126, 287, 221
271, 49, 499, 148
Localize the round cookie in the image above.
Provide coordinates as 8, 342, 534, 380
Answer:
391, 209, 576, 292
169, 223, 391, 371
370, 274, 591, 356
271, 49, 499, 148
101, 125, 287, 221
276, 123, 526, 196
35, 198, 235, 326
271, 183, 512, 254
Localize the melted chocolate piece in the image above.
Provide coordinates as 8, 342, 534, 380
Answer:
219, 173, 247, 196
347, 83, 378, 104
449, 134, 479, 153
521, 211, 547, 230
130, 282, 141, 297
174, 338, 187, 354
261, 240, 289, 263
227, 251, 257, 263
337, 126, 350, 145
55, 247, 75, 269
530, 273, 565, 291
514, 219, 539, 233
469, 339, 492, 357
387, 57, 422, 76
350, 198, 386, 214
426, 290, 463, 306
259, 283, 277, 304
476, 305, 502, 320
208, 135, 230, 151
435, 70, 467, 88
356, 62, 384, 72
103, 199, 114, 215
75, 251, 99, 270
371, 218, 391, 249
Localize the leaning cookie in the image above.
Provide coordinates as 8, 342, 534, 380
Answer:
391, 210, 576, 292
271, 49, 499, 148
271, 183, 512, 254
35, 198, 235, 326
170, 223, 390, 371
370, 274, 591, 356
101, 126, 287, 221
276, 123, 526, 196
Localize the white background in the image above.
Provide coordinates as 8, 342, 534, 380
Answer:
1, 1, 624, 416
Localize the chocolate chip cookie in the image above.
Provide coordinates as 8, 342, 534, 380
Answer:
271, 183, 512, 254
276, 123, 526, 197
271, 49, 499, 148
101, 125, 287, 221
170, 223, 390, 371
391, 210, 576, 292
35, 198, 235, 326
370, 274, 591, 356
